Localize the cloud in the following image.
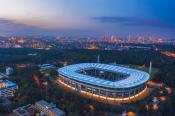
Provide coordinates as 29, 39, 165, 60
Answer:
92, 17, 129, 23
92, 16, 174, 29
0, 17, 174, 39
0, 18, 97, 37
0, 18, 49, 36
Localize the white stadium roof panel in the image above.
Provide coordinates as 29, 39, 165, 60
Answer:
58, 63, 150, 89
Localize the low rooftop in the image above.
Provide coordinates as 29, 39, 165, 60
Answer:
0, 79, 17, 89
36, 100, 65, 116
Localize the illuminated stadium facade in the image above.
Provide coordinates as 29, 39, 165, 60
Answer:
58, 63, 150, 101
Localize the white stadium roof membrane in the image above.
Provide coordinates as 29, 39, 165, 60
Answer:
58, 63, 150, 89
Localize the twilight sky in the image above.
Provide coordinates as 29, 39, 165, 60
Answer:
0, 0, 175, 39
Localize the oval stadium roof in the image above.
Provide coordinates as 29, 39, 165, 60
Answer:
58, 63, 150, 89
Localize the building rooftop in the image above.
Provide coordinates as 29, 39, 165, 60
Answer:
50, 108, 65, 116
36, 100, 65, 116
13, 104, 35, 116
0, 72, 8, 79
0, 79, 17, 89
58, 63, 150, 89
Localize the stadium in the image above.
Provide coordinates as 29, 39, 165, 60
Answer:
57, 63, 150, 103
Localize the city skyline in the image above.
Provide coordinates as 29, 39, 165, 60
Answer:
0, 0, 175, 39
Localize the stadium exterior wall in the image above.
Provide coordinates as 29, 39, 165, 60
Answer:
58, 74, 146, 98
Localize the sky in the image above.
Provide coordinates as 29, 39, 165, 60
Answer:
0, 0, 175, 39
